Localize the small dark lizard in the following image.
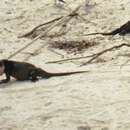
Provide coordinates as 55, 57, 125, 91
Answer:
84, 21, 130, 36
0, 59, 88, 84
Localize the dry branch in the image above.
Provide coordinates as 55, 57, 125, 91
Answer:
8, 5, 82, 59
18, 16, 64, 38
46, 55, 93, 64
8, 33, 44, 59
81, 43, 130, 66
46, 43, 130, 65
8, 19, 63, 59
18, 5, 81, 39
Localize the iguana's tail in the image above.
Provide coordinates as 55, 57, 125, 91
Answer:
36, 68, 89, 78
84, 28, 121, 36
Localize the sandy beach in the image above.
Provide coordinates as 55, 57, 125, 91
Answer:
0, 0, 130, 130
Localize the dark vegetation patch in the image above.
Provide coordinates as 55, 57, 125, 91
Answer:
49, 40, 99, 54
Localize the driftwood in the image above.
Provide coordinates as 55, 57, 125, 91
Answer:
46, 43, 130, 66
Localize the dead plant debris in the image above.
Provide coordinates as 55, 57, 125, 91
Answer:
47, 43, 130, 66
49, 40, 99, 54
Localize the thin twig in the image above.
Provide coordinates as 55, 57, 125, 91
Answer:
9, 16, 65, 59
46, 43, 130, 65
48, 47, 64, 58
8, 33, 44, 59
81, 43, 130, 66
46, 54, 95, 64
19, 5, 81, 39
24, 43, 48, 61
18, 16, 64, 38
8, 5, 82, 59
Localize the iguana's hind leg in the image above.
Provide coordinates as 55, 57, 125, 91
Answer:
29, 70, 39, 82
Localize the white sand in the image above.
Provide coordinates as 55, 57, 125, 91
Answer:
0, 0, 130, 130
